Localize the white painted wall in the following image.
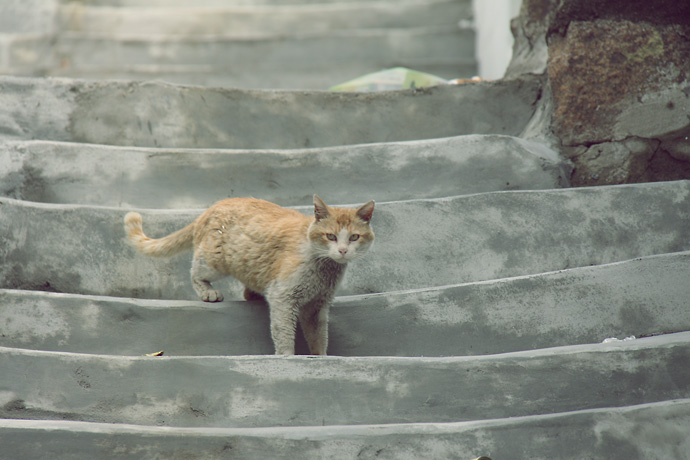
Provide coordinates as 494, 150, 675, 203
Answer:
473, 0, 523, 79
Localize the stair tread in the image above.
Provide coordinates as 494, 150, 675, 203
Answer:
2, 251, 689, 356
2, 181, 689, 298
1, 332, 689, 428
58, 4, 472, 39
0, 135, 570, 207
2, 399, 687, 460
0, 75, 539, 148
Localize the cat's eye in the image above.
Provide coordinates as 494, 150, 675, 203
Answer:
349, 234, 360, 242
326, 233, 337, 241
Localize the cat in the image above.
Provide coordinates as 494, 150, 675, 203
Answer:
124, 195, 375, 355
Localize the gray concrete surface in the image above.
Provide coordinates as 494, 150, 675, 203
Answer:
51, 27, 475, 90
2, 251, 689, 357
3, 0, 476, 89
1, 332, 689, 428
52, 62, 476, 93
0, 75, 541, 148
58, 0, 473, 38
0, 135, 571, 207
2, 399, 689, 460
2, 181, 689, 299
0, 399, 690, 460
74, 0, 453, 5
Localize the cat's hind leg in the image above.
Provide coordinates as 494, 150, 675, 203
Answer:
191, 255, 225, 302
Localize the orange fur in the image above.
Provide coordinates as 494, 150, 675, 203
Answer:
124, 195, 375, 355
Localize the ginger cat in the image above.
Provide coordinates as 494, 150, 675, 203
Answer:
124, 195, 375, 355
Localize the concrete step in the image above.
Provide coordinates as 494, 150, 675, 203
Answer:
0, 136, 571, 208
52, 27, 475, 90
6, 0, 475, 89
0, 75, 541, 148
45, 62, 475, 91
2, 332, 689, 428
2, 399, 689, 460
2, 181, 689, 299
1, 251, 688, 357
58, 0, 473, 39
75, 0, 454, 5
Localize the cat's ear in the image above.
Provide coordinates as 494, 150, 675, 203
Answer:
356, 200, 375, 224
313, 194, 330, 221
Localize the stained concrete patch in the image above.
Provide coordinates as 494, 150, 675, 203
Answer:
57, 0, 473, 39
1, 251, 689, 357
0, 135, 572, 207
332, 251, 690, 356
2, 181, 689, 299
0, 289, 274, 356
1, 333, 689, 428
0, 399, 688, 460
0, 75, 541, 148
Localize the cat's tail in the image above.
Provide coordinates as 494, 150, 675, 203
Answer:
124, 212, 194, 257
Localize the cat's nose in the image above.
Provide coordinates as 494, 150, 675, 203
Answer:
339, 248, 348, 255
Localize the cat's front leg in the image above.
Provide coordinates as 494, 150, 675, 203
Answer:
265, 294, 299, 355
299, 298, 331, 356
243, 287, 265, 302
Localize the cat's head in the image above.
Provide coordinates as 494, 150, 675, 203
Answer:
307, 195, 375, 264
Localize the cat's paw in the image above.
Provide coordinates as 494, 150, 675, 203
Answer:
201, 290, 224, 302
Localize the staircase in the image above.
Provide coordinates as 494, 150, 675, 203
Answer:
2, 0, 475, 90
2, 1, 690, 459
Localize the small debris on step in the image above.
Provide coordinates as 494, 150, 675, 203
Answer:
145, 350, 165, 357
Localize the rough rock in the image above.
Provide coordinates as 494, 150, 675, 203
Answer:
548, 20, 690, 145
507, 0, 690, 79
507, 0, 690, 186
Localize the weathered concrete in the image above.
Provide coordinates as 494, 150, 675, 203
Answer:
2, 181, 689, 299
76, 0, 450, 4
0, 75, 541, 149
2, 251, 689, 357
1, 333, 689, 428
3, 0, 476, 89
49, 62, 476, 93
0, 136, 571, 207
52, 27, 475, 90
58, 0, 473, 38
2, 399, 689, 460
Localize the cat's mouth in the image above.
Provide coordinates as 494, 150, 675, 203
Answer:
331, 254, 350, 264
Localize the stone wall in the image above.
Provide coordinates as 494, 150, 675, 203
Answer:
508, 0, 690, 186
